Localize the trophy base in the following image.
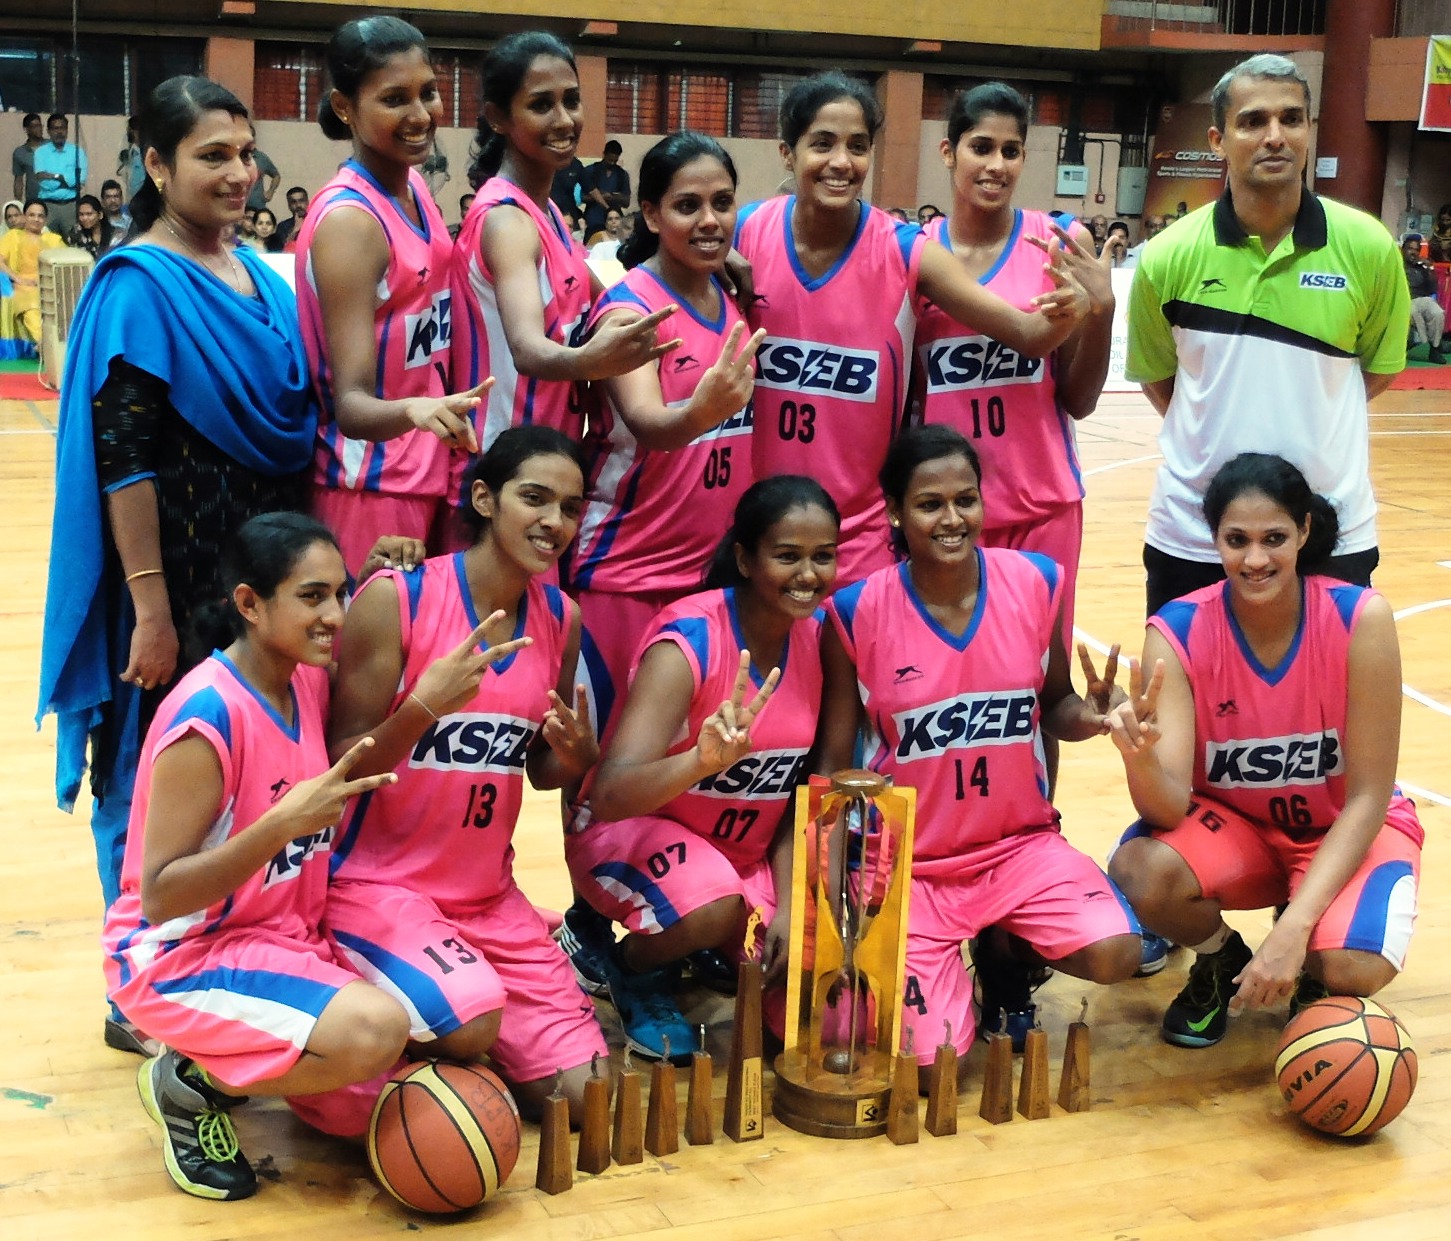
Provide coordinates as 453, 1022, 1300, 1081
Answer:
772, 1049, 892, 1139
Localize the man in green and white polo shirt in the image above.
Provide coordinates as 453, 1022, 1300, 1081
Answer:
1127, 54, 1409, 616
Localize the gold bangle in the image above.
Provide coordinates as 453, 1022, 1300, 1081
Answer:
408, 692, 439, 721
125, 568, 164, 584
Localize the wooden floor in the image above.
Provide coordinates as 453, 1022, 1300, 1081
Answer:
3, 387, 1449, 1240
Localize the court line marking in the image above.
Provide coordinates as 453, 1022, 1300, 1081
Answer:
1083, 453, 1160, 477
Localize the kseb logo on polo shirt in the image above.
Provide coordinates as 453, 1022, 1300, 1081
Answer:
1299, 272, 1348, 290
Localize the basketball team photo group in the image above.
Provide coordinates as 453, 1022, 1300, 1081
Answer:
3, 3, 1449, 1238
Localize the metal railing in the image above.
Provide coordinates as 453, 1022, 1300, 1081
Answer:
1396, 0, 1448, 38
1104, 0, 1326, 37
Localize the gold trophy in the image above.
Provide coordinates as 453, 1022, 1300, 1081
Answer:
773, 770, 915, 1139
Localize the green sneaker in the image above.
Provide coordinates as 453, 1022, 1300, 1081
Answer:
1161, 930, 1253, 1048
138, 1049, 255, 1200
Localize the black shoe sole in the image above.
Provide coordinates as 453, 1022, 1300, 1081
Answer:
105, 1018, 157, 1057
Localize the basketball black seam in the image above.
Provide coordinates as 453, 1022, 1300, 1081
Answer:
399, 1079, 473, 1211
437, 1070, 501, 1192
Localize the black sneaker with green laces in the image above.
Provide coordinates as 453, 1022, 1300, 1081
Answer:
1287, 971, 1332, 1021
1161, 930, 1254, 1048
138, 1048, 256, 1201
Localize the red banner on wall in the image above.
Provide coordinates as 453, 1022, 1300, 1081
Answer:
1420, 36, 1451, 132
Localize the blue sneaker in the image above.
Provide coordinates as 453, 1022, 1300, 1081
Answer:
554, 901, 615, 997
1135, 932, 1173, 977
601, 945, 698, 1065
970, 934, 1041, 1053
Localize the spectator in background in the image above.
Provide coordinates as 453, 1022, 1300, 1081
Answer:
34, 113, 87, 235
916, 203, 942, 225
1123, 213, 1165, 268
421, 138, 450, 200
116, 116, 146, 200
245, 140, 281, 214
549, 155, 585, 230
549, 154, 586, 230
248, 207, 283, 253
274, 185, 309, 247
11, 112, 44, 202
887, 206, 910, 223
1101, 218, 1131, 267
579, 139, 630, 237
0, 199, 64, 343
1402, 234, 1446, 364
449, 191, 474, 241
67, 194, 117, 258
100, 179, 132, 235
1428, 203, 1451, 264
1087, 213, 1109, 252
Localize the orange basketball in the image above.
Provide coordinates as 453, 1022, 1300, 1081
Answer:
1275, 996, 1417, 1137
367, 1061, 522, 1214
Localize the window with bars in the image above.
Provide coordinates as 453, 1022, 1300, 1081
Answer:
606, 62, 811, 139
0, 36, 202, 115
253, 43, 482, 127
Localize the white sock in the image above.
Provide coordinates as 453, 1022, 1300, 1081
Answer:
1188, 924, 1232, 956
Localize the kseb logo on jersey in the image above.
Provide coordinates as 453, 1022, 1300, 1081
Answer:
922, 335, 1042, 393
1299, 272, 1348, 291
1205, 729, 1342, 787
893, 688, 1037, 759
409, 712, 537, 773
755, 337, 880, 403
694, 747, 809, 799
263, 825, 334, 889
698, 403, 754, 444
404, 290, 452, 367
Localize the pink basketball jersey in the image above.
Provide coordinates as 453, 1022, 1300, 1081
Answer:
104, 654, 335, 980
297, 161, 456, 497
450, 177, 593, 447
827, 549, 1062, 876
735, 198, 924, 583
330, 555, 571, 908
608, 588, 822, 870
913, 212, 1083, 526
1149, 576, 1421, 845
570, 267, 754, 595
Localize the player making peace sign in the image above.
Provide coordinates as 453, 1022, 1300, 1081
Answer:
816, 425, 1142, 1085
309, 427, 610, 1133
562, 477, 840, 1062
568, 131, 769, 697
103, 513, 413, 1202
451, 31, 679, 454
1106, 452, 1422, 1049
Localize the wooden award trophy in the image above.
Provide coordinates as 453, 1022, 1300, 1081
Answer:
723, 909, 766, 1142
773, 770, 915, 1139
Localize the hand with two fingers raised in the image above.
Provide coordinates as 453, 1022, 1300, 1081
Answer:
402, 379, 491, 451
1107, 657, 1166, 757
687, 321, 767, 428
1077, 641, 1126, 732
269, 736, 400, 843
580, 305, 683, 380
696, 649, 781, 774
541, 682, 598, 778
409, 611, 534, 720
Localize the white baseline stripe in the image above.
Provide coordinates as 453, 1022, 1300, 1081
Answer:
1082, 453, 1161, 478
1399, 782, 1451, 809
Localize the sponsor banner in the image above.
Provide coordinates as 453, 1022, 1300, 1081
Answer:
1143, 104, 1225, 221
1420, 36, 1451, 133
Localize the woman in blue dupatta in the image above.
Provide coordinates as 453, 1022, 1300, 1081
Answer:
37, 77, 317, 1055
